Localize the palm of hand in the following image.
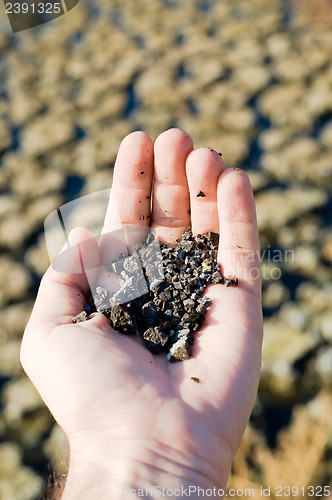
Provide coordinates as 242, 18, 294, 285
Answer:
21, 129, 262, 488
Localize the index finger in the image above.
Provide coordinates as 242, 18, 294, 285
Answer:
100, 131, 154, 263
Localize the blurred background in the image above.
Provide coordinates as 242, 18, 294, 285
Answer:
0, 0, 331, 498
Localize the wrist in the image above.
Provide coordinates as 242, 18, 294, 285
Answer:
62, 435, 230, 499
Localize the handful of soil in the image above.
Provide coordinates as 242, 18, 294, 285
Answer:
73, 227, 238, 362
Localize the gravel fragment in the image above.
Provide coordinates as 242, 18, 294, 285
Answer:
72, 311, 88, 323
143, 327, 169, 354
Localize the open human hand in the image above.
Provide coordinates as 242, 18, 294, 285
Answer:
21, 129, 262, 499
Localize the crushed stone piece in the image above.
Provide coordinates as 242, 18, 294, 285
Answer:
167, 335, 192, 362
72, 311, 88, 323
143, 327, 169, 354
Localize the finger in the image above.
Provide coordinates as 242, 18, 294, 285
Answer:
27, 227, 100, 331
100, 131, 154, 262
187, 169, 262, 414
151, 128, 193, 244
217, 168, 261, 298
185, 147, 224, 235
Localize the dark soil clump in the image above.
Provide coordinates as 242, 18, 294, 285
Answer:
72, 227, 238, 362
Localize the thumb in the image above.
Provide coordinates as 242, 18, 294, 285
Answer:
26, 227, 100, 332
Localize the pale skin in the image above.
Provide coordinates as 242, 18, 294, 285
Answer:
20, 128, 263, 499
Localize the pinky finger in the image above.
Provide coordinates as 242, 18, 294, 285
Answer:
217, 168, 261, 300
